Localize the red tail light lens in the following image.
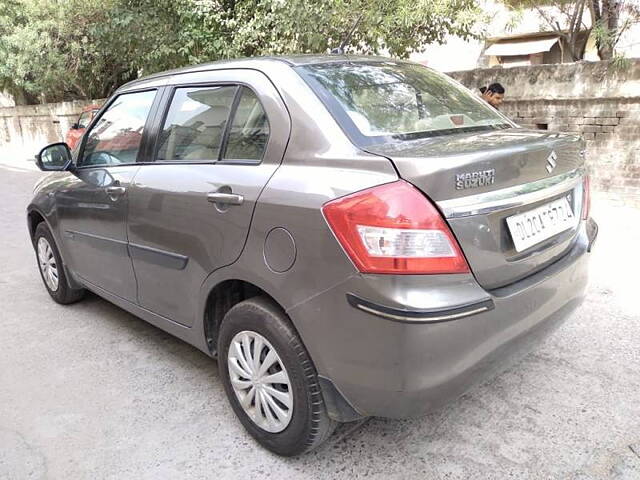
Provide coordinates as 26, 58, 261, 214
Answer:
322, 180, 470, 274
582, 174, 590, 220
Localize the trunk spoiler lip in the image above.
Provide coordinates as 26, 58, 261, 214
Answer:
437, 167, 585, 219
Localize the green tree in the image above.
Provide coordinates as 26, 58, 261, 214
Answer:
0, 0, 37, 103
0, 0, 198, 103
0, 0, 483, 104
207, 0, 482, 58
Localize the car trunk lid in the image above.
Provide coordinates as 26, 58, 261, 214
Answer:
365, 128, 586, 289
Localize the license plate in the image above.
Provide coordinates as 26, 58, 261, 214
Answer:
506, 196, 577, 252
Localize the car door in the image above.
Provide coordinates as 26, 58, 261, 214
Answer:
56, 89, 159, 302
126, 69, 290, 326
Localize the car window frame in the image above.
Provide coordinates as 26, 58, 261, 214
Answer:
75, 88, 161, 170
150, 81, 271, 167
77, 111, 91, 129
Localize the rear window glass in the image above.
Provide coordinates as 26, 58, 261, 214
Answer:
297, 62, 511, 145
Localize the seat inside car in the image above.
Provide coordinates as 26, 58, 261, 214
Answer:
163, 104, 230, 161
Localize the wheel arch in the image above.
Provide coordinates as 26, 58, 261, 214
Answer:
201, 277, 287, 357
27, 207, 47, 244
27, 205, 83, 291
200, 274, 364, 423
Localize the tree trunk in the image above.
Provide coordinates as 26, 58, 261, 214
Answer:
591, 0, 621, 60
566, 0, 587, 60
10, 88, 40, 106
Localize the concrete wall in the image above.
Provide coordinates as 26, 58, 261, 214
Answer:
0, 99, 103, 161
449, 60, 640, 203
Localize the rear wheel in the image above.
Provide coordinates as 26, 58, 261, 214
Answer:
218, 296, 336, 456
34, 223, 85, 304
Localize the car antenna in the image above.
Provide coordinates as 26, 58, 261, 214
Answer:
331, 14, 364, 55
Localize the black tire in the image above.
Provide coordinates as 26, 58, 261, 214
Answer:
218, 296, 337, 456
34, 222, 85, 305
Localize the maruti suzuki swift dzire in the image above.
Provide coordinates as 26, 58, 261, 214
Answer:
28, 55, 598, 456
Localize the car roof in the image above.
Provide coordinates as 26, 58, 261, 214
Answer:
120, 54, 410, 90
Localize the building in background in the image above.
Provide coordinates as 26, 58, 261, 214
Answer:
481, 30, 592, 67
411, 1, 640, 72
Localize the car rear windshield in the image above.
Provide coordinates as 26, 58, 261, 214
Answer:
296, 61, 512, 145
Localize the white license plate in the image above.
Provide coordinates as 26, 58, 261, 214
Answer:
506, 196, 577, 252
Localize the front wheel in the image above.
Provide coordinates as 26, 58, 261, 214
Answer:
218, 296, 336, 456
34, 222, 85, 304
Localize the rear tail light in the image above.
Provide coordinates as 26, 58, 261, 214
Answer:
322, 180, 469, 274
582, 174, 590, 220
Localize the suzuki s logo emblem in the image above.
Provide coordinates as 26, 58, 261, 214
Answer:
546, 151, 558, 174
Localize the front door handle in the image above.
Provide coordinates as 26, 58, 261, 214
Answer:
105, 186, 126, 196
207, 192, 244, 206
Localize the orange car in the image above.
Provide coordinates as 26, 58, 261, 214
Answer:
65, 104, 101, 150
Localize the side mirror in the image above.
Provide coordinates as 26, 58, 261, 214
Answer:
36, 142, 73, 172
71, 123, 80, 130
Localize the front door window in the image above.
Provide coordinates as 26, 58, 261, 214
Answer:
80, 90, 156, 167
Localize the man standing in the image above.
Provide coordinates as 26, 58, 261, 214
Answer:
480, 83, 505, 109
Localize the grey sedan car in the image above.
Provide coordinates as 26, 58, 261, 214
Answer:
28, 55, 597, 456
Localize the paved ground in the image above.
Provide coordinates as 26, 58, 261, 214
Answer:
1, 163, 639, 480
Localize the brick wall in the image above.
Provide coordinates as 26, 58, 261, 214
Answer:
501, 98, 640, 200
449, 60, 640, 204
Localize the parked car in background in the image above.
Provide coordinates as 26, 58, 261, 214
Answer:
65, 104, 101, 149
28, 55, 597, 457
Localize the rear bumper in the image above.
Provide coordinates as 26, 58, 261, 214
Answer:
288, 220, 596, 419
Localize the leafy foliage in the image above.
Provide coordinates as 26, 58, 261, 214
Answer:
0, 0, 483, 104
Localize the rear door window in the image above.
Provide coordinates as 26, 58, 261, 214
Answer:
156, 86, 236, 162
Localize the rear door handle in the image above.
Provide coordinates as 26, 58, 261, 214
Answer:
105, 186, 126, 196
207, 192, 244, 206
